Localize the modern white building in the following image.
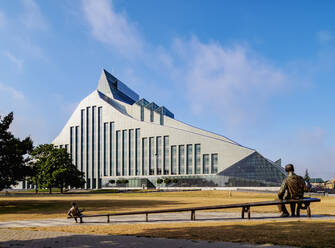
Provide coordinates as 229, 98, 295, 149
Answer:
51, 69, 286, 189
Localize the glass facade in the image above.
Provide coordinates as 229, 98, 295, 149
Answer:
186, 144, 193, 174
142, 137, 148, 175
91, 106, 95, 179
75, 126, 78, 168
149, 137, 154, 175
171, 145, 177, 174
103, 123, 108, 176
156, 136, 162, 175
211, 153, 218, 174
86, 107, 90, 182
195, 144, 201, 174
203, 154, 210, 174
129, 129, 134, 176
135, 129, 140, 175
116, 130, 121, 176
109, 122, 114, 176
163, 136, 169, 174
80, 110, 84, 172
122, 130, 127, 176
221, 152, 286, 183
179, 145, 185, 174
70, 126, 73, 160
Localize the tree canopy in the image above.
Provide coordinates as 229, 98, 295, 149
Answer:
0, 112, 33, 191
31, 144, 85, 193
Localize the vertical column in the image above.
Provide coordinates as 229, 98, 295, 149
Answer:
91, 106, 96, 189
80, 110, 84, 174
104, 122, 108, 177
122, 130, 127, 176
86, 107, 90, 189
70, 126, 74, 162
135, 129, 140, 176
110, 122, 114, 176
97, 107, 102, 189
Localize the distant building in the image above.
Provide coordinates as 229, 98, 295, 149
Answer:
45, 69, 286, 189
325, 178, 335, 189
310, 178, 325, 188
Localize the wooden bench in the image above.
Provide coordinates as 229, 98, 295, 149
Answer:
69, 197, 320, 223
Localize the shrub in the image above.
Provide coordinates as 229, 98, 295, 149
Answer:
109, 179, 116, 184
172, 178, 178, 184
157, 178, 163, 184
163, 178, 171, 184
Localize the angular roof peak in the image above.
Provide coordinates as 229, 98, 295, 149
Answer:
97, 69, 139, 105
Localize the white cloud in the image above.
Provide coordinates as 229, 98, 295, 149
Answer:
0, 11, 7, 29
317, 30, 333, 43
0, 83, 24, 100
82, 0, 143, 57
170, 38, 288, 126
20, 0, 48, 30
5, 51, 24, 70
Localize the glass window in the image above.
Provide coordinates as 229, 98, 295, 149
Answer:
141, 106, 144, 121
211, 153, 218, 174
135, 129, 140, 175
142, 137, 148, 175
156, 136, 162, 175
75, 126, 79, 169
92, 106, 96, 179
129, 129, 134, 176
86, 107, 90, 178
98, 107, 102, 179
203, 154, 210, 174
163, 136, 169, 174
149, 137, 154, 175
109, 122, 114, 176
116, 130, 121, 176
179, 145, 185, 174
122, 130, 127, 176
195, 144, 201, 174
70, 126, 73, 161
186, 144, 193, 174
171, 145, 177, 175
81, 110, 84, 172
103, 123, 108, 176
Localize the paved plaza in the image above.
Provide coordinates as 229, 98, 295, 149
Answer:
1, 211, 333, 248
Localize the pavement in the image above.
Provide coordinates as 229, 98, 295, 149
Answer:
1, 212, 333, 248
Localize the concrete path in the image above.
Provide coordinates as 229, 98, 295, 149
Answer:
0, 228, 294, 248
0, 211, 333, 228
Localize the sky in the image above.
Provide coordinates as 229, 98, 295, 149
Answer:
0, 0, 335, 179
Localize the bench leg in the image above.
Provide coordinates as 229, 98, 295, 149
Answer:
191, 210, 195, 221
146, 213, 149, 222
247, 207, 251, 219
107, 215, 110, 223
307, 206, 311, 218
241, 207, 245, 219
296, 204, 301, 217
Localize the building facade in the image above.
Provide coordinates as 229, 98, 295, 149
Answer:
52, 69, 286, 189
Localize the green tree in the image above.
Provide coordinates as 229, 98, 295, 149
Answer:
157, 178, 163, 184
304, 169, 310, 183
163, 178, 171, 185
172, 178, 178, 184
109, 179, 116, 184
0, 112, 33, 191
31, 144, 85, 193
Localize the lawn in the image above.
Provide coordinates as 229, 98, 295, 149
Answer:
22, 219, 335, 248
0, 190, 333, 221
2, 190, 335, 247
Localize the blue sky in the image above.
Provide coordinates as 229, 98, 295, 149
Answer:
1, 0, 335, 179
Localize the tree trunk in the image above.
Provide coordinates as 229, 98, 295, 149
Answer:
35, 184, 38, 194
49, 187, 52, 194
60, 186, 63, 194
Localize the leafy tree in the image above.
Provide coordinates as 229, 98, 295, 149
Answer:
0, 112, 33, 191
304, 169, 310, 183
109, 179, 116, 184
157, 178, 163, 184
172, 178, 178, 184
163, 178, 171, 185
31, 144, 85, 193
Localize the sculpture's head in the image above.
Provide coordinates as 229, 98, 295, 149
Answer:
285, 164, 294, 173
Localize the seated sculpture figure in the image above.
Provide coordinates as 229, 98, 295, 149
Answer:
67, 202, 84, 223
278, 164, 306, 217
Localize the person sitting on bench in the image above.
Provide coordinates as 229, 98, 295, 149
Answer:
278, 164, 306, 217
67, 202, 84, 223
